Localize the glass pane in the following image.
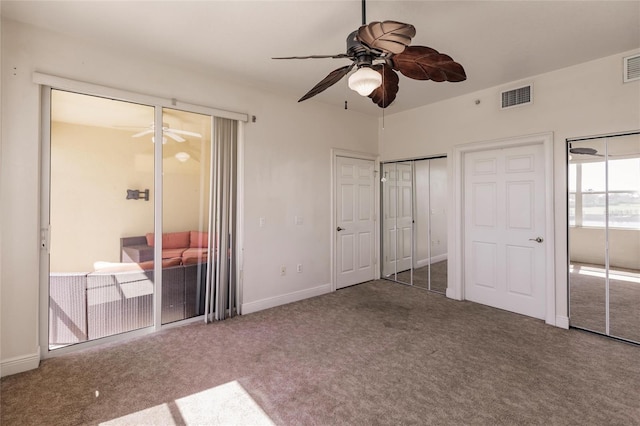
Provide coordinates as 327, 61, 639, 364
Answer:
429, 157, 448, 294
568, 139, 607, 333
412, 159, 430, 290
394, 162, 413, 285
607, 134, 640, 343
161, 108, 212, 324
381, 163, 398, 279
49, 90, 155, 349
582, 193, 607, 227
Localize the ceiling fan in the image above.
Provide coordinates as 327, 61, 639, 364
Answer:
273, 0, 466, 108
569, 147, 604, 157
132, 122, 202, 143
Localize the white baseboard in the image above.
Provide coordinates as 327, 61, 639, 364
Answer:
445, 287, 461, 300
1, 349, 40, 377
415, 253, 448, 269
554, 315, 570, 329
241, 283, 332, 315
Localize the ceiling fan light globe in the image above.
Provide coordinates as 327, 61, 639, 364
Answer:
175, 151, 190, 162
348, 67, 382, 96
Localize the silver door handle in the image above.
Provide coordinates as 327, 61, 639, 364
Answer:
529, 237, 543, 243
337, 226, 344, 231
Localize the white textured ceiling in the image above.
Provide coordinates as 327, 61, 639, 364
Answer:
2, 1, 640, 116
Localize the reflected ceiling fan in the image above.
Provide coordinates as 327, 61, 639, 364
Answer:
569, 147, 603, 157
132, 122, 202, 143
273, 0, 466, 108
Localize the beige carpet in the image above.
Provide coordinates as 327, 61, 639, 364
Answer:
569, 262, 640, 343
2, 280, 640, 425
394, 260, 448, 294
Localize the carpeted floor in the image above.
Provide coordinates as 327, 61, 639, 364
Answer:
2, 280, 640, 425
394, 260, 448, 294
569, 262, 640, 343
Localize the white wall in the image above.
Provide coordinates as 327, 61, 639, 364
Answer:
378, 49, 640, 323
0, 19, 378, 374
570, 227, 640, 270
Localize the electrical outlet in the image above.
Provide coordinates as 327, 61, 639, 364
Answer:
296, 264, 303, 273
259, 217, 265, 227
280, 266, 286, 276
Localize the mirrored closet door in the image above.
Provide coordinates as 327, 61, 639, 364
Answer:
381, 157, 448, 293
568, 132, 640, 344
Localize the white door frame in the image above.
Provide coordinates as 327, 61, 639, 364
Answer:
330, 149, 380, 292
448, 132, 557, 326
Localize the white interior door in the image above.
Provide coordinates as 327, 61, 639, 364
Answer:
382, 164, 399, 276
464, 144, 547, 319
336, 156, 375, 289
382, 163, 413, 276
396, 163, 413, 272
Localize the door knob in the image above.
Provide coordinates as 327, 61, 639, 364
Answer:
529, 237, 543, 243
337, 226, 344, 231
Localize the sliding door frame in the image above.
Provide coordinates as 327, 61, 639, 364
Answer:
36, 73, 247, 358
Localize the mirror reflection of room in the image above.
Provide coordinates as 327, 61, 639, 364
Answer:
381, 157, 448, 294
568, 132, 640, 344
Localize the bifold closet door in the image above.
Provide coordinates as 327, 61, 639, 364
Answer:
381, 157, 447, 292
568, 133, 640, 344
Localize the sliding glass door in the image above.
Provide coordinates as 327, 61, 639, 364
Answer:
46, 88, 239, 352
48, 90, 156, 347
568, 132, 640, 344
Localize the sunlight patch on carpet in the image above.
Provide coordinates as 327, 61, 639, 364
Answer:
100, 380, 274, 425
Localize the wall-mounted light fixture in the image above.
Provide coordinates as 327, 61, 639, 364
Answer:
126, 189, 149, 201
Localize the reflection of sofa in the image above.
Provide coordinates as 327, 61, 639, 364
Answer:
49, 257, 209, 345
120, 231, 209, 264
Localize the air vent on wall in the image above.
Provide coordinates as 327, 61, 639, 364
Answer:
500, 84, 532, 109
624, 54, 640, 83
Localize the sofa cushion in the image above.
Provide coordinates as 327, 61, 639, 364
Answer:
183, 247, 208, 263
146, 231, 190, 249
162, 248, 187, 259
93, 257, 182, 273
139, 257, 182, 270
183, 254, 208, 265
189, 231, 209, 248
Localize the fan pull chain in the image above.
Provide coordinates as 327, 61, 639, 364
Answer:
382, 65, 385, 129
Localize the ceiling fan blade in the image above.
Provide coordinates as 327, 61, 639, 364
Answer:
165, 132, 186, 142
298, 63, 355, 102
273, 54, 351, 60
169, 129, 203, 138
132, 129, 153, 138
391, 46, 466, 82
368, 64, 399, 108
357, 21, 416, 55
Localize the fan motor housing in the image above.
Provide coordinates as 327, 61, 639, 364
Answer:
346, 31, 375, 68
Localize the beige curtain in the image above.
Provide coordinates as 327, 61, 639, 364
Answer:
205, 117, 238, 322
